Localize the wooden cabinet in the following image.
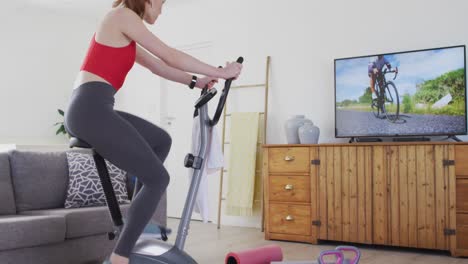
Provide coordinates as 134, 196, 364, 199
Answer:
456, 179, 468, 212
263, 142, 468, 257
269, 204, 311, 236
264, 147, 315, 244
268, 147, 310, 173
314, 146, 373, 244
455, 145, 468, 256
370, 145, 454, 250
269, 176, 310, 203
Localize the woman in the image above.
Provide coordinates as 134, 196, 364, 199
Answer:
64, 0, 242, 263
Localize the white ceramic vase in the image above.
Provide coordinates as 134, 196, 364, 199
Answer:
299, 120, 320, 144
284, 115, 306, 144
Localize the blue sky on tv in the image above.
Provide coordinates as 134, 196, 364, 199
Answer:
335, 46, 465, 102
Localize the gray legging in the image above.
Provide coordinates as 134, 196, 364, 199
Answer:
64, 81, 171, 258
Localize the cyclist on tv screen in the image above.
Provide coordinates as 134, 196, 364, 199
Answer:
368, 55, 397, 99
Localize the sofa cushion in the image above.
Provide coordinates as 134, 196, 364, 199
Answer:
9, 150, 69, 211
65, 152, 130, 208
20, 204, 130, 239
0, 215, 65, 251
0, 153, 16, 215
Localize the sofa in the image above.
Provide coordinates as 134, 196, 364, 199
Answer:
0, 149, 167, 264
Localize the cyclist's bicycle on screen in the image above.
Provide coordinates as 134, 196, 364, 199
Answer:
371, 66, 401, 122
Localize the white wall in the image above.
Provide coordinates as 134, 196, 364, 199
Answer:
0, 144, 16, 153
0, 4, 98, 145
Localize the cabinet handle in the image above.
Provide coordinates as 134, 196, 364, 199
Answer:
285, 215, 294, 221
284, 184, 294, 190
284, 156, 295, 161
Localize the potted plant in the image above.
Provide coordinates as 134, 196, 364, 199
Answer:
54, 109, 69, 138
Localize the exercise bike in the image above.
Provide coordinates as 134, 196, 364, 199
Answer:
69, 57, 243, 264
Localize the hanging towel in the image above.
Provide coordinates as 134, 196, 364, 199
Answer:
188, 115, 224, 223
226, 112, 260, 216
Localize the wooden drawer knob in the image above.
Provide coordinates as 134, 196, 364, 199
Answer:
284, 184, 294, 190
284, 156, 295, 161
285, 215, 294, 221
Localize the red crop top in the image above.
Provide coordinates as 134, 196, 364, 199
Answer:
80, 34, 136, 90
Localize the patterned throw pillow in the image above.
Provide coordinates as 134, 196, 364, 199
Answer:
65, 152, 130, 209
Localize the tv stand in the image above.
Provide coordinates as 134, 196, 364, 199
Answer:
349, 137, 382, 143
392, 137, 431, 142
263, 142, 468, 257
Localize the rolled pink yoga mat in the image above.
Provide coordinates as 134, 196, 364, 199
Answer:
225, 245, 283, 264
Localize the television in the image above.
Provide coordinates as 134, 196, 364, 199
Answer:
334, 45, 467, 140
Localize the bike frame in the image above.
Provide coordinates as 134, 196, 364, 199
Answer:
375, 67, 398, 97
371, 66, 400, 122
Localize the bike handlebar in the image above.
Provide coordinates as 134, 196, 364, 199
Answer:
193, 57, 244, 126
383, 67, 398, 80
210, 57, 244, 126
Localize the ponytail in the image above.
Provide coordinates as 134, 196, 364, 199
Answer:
112, 0, 149, 18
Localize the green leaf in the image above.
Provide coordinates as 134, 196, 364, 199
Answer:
55, 125, 66, 135
54, 109, 68, 136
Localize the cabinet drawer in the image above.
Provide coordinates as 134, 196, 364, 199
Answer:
269, 203, 311, 236
269, 147, 310, 173
457, 179, 468, 213
457, 214, 468, 250
269, 176, 310, 203
456, 145, 468, 176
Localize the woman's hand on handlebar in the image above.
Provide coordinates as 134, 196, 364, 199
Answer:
196, 76, 218, 89
220, 61, 243, 80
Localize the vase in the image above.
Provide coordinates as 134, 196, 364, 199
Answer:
284, 115, 306, 144
299, 121, 320, 144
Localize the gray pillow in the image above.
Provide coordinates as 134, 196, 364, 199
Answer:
9, 150, 69, 211
65, 152, 130, 209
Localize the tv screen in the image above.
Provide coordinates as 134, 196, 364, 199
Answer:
335, 45, 467, 138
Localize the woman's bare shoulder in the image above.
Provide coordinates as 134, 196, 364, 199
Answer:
107, 7, 140, 22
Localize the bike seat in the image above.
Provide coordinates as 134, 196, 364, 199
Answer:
69, 137, 93, 149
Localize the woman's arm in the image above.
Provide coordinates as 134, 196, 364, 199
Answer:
118, 8, 239, 79
136, 46, 192, 84
136, 46, 218, 89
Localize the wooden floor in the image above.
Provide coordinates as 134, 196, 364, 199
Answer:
166, 218, 468, 264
